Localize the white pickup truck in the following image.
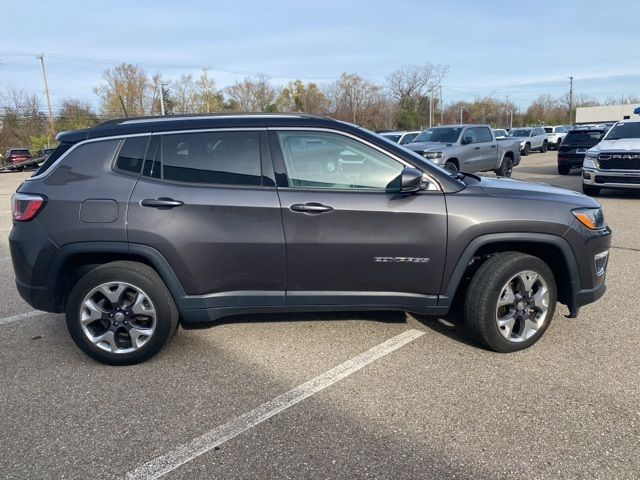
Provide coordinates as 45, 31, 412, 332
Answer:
582, 119, 640, 196
404, 124, 521, 176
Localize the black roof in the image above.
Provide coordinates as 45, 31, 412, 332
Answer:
56, 113, 351, 143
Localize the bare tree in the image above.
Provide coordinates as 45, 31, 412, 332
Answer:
57, 98, 99, 131
277, 80, 329, 114
0, 87, 47, 152
94, 63, 151, 117
327, 73, 386, 128
225, 74, 278, 112
172, 73, 224, 113
386, 63, 448, 126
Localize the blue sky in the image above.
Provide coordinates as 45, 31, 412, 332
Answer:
1, 0, 639, 112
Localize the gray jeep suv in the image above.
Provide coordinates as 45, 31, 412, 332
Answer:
10, 114, 611, 365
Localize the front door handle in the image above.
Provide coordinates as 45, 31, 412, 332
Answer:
290, 202, 333, 214
474, 146, 481, 150
140, 198, 184, 208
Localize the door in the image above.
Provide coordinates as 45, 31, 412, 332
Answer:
270, 129, 447, 308
475, 126, 498, 170
127, 130, 285, 309
460, 127, 484, 172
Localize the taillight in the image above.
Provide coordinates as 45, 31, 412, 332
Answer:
12, 193, 46, 221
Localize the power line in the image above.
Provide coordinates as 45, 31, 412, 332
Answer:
0, 51, 338, 80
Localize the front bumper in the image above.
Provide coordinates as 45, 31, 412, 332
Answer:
583, 168, 640, 189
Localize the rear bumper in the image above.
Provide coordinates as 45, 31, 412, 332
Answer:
583, 168, 640, 189
558, 154, 584, 168
15, 278, 58, 312
9, 221, 61, 313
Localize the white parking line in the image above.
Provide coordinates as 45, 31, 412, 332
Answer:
126, 328, 425, 480
0, 210, 11, 215
0, 310, 45, 326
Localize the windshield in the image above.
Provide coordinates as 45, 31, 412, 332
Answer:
508, 128, 531, 137
380, 133, 402, 143
413, 127, 463, 143
11, 149, 30, 155
564, 130, 605, 144
605, 122, 640, 140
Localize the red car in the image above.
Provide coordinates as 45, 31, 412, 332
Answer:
4, 148, 33, 165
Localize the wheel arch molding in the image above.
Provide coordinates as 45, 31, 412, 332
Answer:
48, 242, 186, 312
438, 233, 581, 315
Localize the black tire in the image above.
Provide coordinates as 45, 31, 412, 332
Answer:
582, 183, 600, 196
495, 156, 514, 177
540, 141, 548, 153
557, 164, 570, 175
66, 261, 179, 365
521, 143, 531, 156
464, 252, 557, 353
444, 160, 459, 172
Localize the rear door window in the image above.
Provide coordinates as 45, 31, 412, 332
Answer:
161, 131, 262, 186
114, 136, 149, 174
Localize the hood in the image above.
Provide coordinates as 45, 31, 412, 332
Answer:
405, 141, 455, 152
477, 176, 600, 208
591, 139, 640, 152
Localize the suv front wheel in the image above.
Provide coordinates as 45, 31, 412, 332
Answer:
464, 252, 556, 352
66, 261, 179, 365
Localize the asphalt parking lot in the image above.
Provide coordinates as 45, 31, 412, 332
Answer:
0, 153, 638, 480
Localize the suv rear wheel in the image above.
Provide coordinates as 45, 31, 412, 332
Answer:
464, 252, 556, 353
66, 261, 179, 365
557, 164, 571, 175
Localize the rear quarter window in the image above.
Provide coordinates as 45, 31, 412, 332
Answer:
35, 140, 120, 179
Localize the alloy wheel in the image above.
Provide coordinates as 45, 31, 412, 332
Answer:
80, 282, 157, 354
495, 270, 550, 343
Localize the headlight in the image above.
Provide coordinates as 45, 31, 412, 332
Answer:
422, 152, 443, 160
520, 141, 525, 148
572, 207, 606, 230
583, 152, 598, 169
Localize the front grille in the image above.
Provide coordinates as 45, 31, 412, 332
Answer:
595, 175, 640, 185
598, 153, 640, 170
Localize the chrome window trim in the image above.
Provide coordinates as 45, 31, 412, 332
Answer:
28, 133, 151, 181
27, 128, 268, 181
28, 126, 442, 191
268, 126, 443, 192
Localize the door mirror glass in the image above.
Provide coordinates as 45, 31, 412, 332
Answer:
400, 167, 424, 193
461, 136, 472, 145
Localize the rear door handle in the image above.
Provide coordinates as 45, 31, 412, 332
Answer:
140, 198, 184, 208
290, 202, 333, 214
490, 145, 497, 148
474, 146, 481, 150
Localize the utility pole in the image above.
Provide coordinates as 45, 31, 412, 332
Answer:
439, 85, 443, 125
460, 107, 463, 124
36, 53, 55, 135
568, 76, 574, 124
429, 91, 433, 127
510, 110, 513, 129
158, 81, 166, 115
202, 66, 210, 112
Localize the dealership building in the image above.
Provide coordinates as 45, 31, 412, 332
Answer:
576, 103, 640, 124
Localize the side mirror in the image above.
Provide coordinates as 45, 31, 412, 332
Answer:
400, 167, 424, 193
461, 136, 472, 145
